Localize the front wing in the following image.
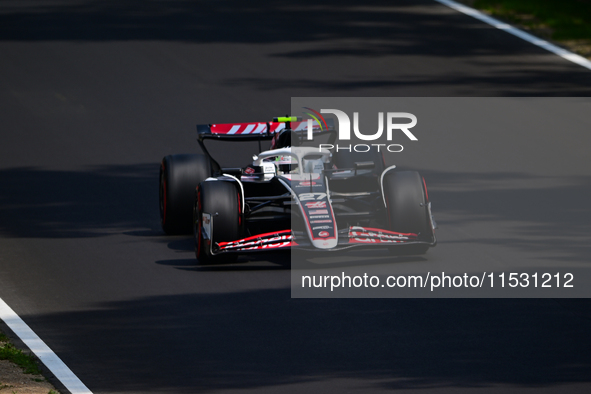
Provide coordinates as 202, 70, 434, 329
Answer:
214, 226, 434, 254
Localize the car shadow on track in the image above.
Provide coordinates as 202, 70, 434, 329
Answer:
156, 257, 291, 272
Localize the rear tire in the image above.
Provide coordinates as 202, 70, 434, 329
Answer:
195, 181, 242, 264
160, 154, 211, 235
382, 170, 431, 255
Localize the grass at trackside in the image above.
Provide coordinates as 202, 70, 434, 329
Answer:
473, 0, 591, 39
0, 330, 43, 375
462, 0, 591, 57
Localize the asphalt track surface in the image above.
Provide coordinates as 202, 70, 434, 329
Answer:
1, 0, 591, 393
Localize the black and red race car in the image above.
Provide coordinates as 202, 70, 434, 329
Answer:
159, 117, 436, 263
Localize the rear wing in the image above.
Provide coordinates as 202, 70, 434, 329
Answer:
196, 117, 335, 174
196, 118, 334, 141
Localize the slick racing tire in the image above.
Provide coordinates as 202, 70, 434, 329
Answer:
382, 170, 431, 255
160, 154, 211, 235
332, 149, 385, 175
194, 180, 242, 264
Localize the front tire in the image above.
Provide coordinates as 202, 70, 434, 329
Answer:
195, 181, 242, 264
382, 170, 431, 255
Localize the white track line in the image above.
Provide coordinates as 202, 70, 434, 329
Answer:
434, 0, 591, 71
0, 297, 93, 394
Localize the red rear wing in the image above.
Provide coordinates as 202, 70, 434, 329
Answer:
198, 120, 325, 136
210, 122, 284, 135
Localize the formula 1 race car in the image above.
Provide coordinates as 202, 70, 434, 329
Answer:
159, 117, 436, 263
